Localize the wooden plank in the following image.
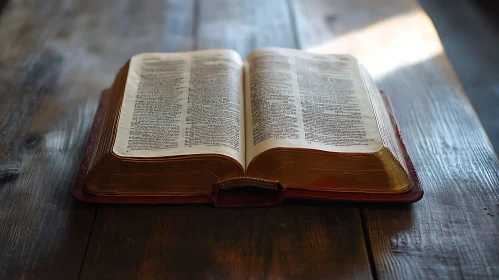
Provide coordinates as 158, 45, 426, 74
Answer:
81, 204, 371, 279
292, 0, 499, 278
0, 0, 176, 278
79, 0, 372, 279
196, 0, 298, 58
419, 0, 499, 153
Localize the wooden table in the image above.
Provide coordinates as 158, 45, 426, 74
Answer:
1, 0, 498, 279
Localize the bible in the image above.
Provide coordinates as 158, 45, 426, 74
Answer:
74, 48, 423, 206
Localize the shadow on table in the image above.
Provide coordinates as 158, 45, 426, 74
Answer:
73, 200, 400, 279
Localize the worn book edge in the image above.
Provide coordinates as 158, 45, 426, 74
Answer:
72, 90, 423, 206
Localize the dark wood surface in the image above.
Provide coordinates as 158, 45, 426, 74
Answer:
0, 0, 498, 279
419, 0, 499, 153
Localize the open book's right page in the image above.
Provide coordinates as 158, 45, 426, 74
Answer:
244, 48, 383, 167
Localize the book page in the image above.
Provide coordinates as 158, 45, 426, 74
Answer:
113, 50, 245, 167
244, 48, 382, 166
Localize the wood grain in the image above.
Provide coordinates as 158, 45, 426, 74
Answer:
292, 0, 499, 278
81, 203, 371, 279
79, 0, 372, 279
419, 0, 499, 153
0, 2, 95, 278
196, 0, 297, 58
0, 0, 188, 278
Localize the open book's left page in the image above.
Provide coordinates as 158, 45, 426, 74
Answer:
113, 50, 245, 166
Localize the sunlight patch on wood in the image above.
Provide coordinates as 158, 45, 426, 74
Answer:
306, 10, 443, 79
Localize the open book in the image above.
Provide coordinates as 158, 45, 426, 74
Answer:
80, 48, 421, 205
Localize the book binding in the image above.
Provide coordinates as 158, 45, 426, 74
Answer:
73, 90, 423, 206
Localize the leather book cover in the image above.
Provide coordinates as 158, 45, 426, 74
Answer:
73, 90, 424, 206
